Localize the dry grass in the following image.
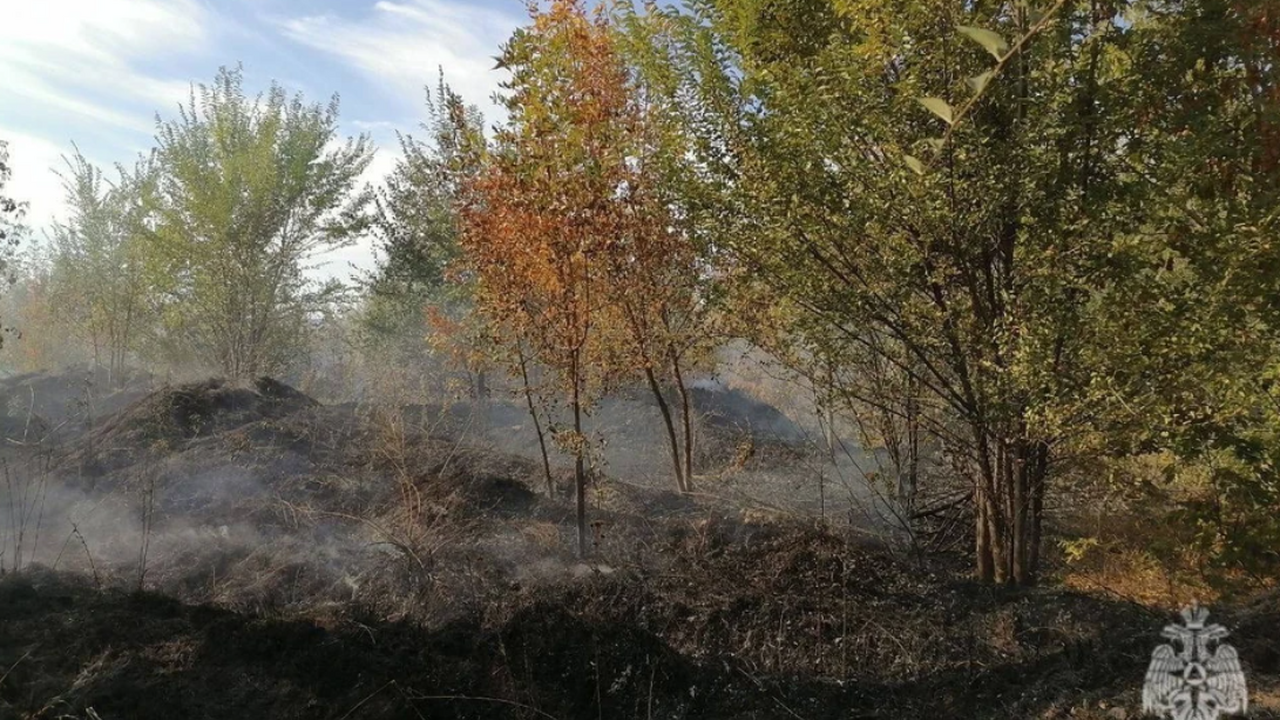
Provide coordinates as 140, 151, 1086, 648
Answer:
1058, 542, 1216, 608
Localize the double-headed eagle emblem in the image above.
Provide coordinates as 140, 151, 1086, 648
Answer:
1143, 603, 1247, 720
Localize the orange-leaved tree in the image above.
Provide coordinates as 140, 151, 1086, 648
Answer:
460, 0, 630, 556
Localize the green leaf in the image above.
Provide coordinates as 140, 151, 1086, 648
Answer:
957, 25, 1009, 60
904, 155, 924, 175
918, 97, 954, 125
966, 70, 995, 94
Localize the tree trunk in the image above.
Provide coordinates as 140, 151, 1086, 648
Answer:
987, 487, 1010, 584
668, 350, 695, 489
821, 361, 837, 462
1011, 440, 1029, 585
980, 446, 1011, 586
901, 383, 920, 517
644, 365, 687, 493
573, 353, 587, 558
973, 426, 1049, 586
972, 422, 1006, 583
517, 344, 554, 497
1030, 444, 1048, 582
1017, 441, 1050, 585
975, 477, 995, 582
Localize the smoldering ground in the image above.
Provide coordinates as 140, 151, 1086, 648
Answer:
0, 373, 813, 616
8, 371, 1263, 720
0, 363, 926, 631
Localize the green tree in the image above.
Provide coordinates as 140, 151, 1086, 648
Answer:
148, 66, 373, 379
47, 149, 154, 384
0, 139, 25, 350
360, 77, 488, 395
1096, 0, 1280, 583
609, 6, 724, 493
628, 0, 1280, 585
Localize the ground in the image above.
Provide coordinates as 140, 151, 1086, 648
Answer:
0, 370, 1276, 719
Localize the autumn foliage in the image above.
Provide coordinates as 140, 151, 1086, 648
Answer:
461, 0, 636, 556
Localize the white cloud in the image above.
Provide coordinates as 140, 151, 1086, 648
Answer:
280, 0, 522, 284
361, 145, 405, 192
0, 128, 76, 237
350, 119, 405, 135
0, 0, 213, 241
310, 143, 405, 283
1, 67, 156, 136
0, 0, 206, 60
278, 0, 519, 125
0, 0, 209, 130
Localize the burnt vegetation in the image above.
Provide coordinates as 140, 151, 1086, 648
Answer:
0, 369, 1276, 719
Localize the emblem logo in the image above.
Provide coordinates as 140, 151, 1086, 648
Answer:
1142, 603, 1247, 720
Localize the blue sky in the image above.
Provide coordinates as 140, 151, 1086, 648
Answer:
0, 0, 527, 280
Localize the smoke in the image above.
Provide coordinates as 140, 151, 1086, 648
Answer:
0, 345, 912, 624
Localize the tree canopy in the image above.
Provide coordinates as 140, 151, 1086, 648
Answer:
148, 66, 373, 379
608, 0, 1280, 583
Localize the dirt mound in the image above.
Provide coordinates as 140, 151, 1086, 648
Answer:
98, 376, 317, 444
0, 570, 741, 720
689, 383, 804, 441
9, 374, 1276, 719
70, 377, 317, 476
420, 445, 541, 518
1232, 587, 1280, 675
510, 523, 1193, 718
496, 600, 703, 718
28, 392, 551, 623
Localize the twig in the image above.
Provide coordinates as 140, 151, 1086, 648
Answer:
733, 666, 808, 720
338, 680, 396, 720
393, 683, 428, 720
911, 491, 973, 520
406, 693, 561, 720
306, 508, 427, 571
72, 523, 101, 591
928, 0, 1072, 163
0, 648, 32, 686
22, 383, 34, 442
647, 661, 655, 720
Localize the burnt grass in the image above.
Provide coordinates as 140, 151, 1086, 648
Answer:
1, 375, 1278, 719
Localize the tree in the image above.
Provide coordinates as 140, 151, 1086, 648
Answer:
461, 0, 637, 555
357, 76, 564, 492
0, 250, 59, 371
148, 66, 373, 379
47, 149, 154, 384
361, 77, 485, 385
629, 0, 1280, 585
0, 139, 24, 350
1093, 0, 1280, 583
605, 7, 722, 493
